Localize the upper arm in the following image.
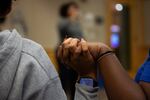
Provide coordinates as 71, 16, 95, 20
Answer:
139, 82, 150, 100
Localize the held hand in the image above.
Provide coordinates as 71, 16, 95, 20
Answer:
57, 38, 112, 79
57, 38, 96, 78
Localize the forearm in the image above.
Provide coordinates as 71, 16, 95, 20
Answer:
97, 54, 146, 100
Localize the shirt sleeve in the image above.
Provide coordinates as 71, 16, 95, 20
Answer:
139, 51, 150, 83
74, 83, 99, 100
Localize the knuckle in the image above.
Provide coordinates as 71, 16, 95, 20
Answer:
74, 38, 80, 42
68, 37, 73, 40
69, 44, 76, 50
63, 38, 72, 44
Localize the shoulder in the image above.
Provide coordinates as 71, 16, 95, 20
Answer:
22, 38, 44, 55
21, 38, 58, 79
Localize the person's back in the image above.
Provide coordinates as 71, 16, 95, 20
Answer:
0, 29, 67, 100
0, 1, 67, 99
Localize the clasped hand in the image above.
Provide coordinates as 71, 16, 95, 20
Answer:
57, 38, 111, 78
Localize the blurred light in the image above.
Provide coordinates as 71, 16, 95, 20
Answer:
111, 33, 120, 48
115, 4, 123, 11
111, 25, 120, 33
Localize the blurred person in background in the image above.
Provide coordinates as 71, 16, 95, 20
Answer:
58, 1, 83, 42
58, 37, 150, 100
57, 2, 83, 100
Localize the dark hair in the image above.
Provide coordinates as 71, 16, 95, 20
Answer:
0, 17, 6, 23
59, 2, 79, 18
0, 0, 12, 22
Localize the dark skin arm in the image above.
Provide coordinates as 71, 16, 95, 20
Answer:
58, 38, 149, 100
97, 54, 146, 100
88, 42, 147, 100
139, 82, 150, 99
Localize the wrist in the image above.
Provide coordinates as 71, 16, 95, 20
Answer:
79, 70, 97, 80
88, 43, 112, 60
96, 52, 115, 70
98, 44, 112, 55
96, 43, 112, 60
96, 44, 114, 66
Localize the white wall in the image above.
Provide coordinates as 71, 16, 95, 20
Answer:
12, 0, 107, 48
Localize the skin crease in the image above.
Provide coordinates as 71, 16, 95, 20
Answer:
57, 38, 150, 100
